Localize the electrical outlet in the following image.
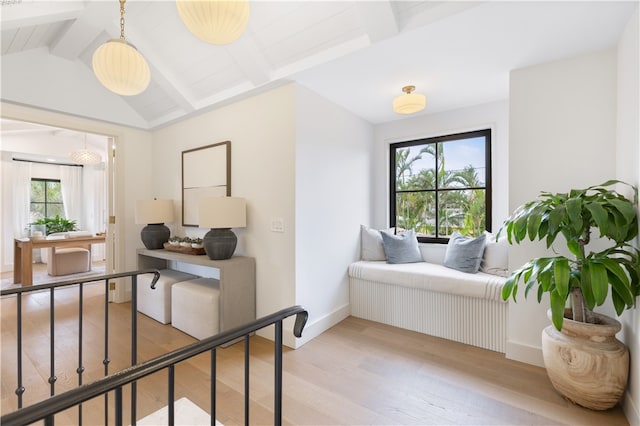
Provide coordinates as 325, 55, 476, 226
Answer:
271, 218, 284, 233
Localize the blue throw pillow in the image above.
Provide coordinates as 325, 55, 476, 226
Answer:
443, 232, 486, 273
380, 230, 422, 264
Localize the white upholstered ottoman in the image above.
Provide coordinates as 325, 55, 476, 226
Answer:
47, 247, 91, 276
137, 269, 198, 324
171, 278, 220, 340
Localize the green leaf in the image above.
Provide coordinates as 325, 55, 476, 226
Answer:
565, 197, 582, 220
548, 205, 566, 235
537, 218, 549, 239
611, 289, 626, 315
566, 240, 582, 258
600, 258, 633, 298
589, 261, 609, 306
537, 285, 544, 303
580, 264, 596, 310
549, 290, 566, 331
608, 272, 634, 307
609, 198, 636, 224
502, 274, 518, 301
553, 258, 570, 300
584, 202, 609, 236
527, 206, 545, 241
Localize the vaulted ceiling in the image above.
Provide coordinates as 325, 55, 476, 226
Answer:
1, 1, 637, 130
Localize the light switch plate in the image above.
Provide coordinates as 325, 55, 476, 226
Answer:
271, 218, 284, 233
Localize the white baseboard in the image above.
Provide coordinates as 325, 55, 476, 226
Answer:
257, 303, 350, 349
505, 340, 544, 367
624, 389, 639, 426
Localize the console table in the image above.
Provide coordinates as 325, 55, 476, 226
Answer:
14, 236, 106, 286
136, 249, 256, 334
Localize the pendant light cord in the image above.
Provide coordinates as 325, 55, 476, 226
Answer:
119, 0, 126, 40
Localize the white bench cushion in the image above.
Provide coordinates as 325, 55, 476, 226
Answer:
348, 261, 506, 302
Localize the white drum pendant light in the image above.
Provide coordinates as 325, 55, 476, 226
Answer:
92, 0, 150, 96
393, 85, 426, 114
176, 0, 250, 45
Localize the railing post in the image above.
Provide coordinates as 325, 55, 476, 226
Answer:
210, 348, 216, 426
168, 365, 175, 426
103, 279, 111, 425
115, 386, 123, 426
77, 284, 85, 424
274, 320, 283, 426
244, 334, 250, 426
15, 294, 25, 409
131, 274, 138, 426
48, 288, 57, 399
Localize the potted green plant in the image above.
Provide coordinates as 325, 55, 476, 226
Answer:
31, 215, 78, 235
500, 180, 639, 410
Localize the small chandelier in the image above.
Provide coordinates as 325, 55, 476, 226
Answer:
70, 134, 102, 165
393, 85, 426, 115
176, 0, 250, 45
92, 0, 150, 96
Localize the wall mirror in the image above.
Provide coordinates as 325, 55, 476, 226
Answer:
182, 141, 231, 227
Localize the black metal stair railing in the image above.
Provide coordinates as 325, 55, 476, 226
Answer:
1, 269, 161, 421
0, 269, 308, 425
1, 305, 309, 426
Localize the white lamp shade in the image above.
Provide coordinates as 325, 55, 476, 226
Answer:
176, 0, 250, 45
199, 197, 246, 228
92, 39, 151, 96
135, 199, 175, 224
393, 92, 426, 114
69, 149, 102, 165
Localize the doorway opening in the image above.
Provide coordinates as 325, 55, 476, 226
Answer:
1, 118, 115, 290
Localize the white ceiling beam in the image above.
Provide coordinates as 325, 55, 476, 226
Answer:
225, 35, 272, 87
49, 3, 112, 60
355, 1, 399, 43
1, 1, 85, 31
401, 2, 484, 32
121, 26, 197, 114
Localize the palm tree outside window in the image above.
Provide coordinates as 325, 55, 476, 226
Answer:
390, 129, 492, 243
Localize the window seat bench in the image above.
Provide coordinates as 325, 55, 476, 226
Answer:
348, 242, 508, 353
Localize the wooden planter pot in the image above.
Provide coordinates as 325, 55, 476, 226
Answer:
541, 309, 629, 410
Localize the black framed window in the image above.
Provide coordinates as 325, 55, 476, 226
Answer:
390, 129, 492, 243
30, 178, 65, 220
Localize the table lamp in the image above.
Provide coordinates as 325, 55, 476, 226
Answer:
135, 199, 175, 249
199, 197, 246, 260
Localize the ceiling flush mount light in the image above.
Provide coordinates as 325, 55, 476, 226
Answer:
92, 0, 150, 96
176, 0, 250, 45
70, 134, 102, 165
393, 85, 426, 115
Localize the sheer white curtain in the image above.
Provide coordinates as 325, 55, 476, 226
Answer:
83, 164, 107, 261
60, 165, 84, 228
13, 160, 32, 238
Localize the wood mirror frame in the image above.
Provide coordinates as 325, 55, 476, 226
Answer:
182, 141, 231, 227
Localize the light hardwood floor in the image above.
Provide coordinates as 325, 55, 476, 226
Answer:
1, 283, 630, 425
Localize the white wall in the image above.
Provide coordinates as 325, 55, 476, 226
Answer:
151, 84, 299, 342
508, 49, 618, 367
294, 85, 373, 345
372, 100, 510, 230
151, 83, 374, 347
616, 7, 639, 425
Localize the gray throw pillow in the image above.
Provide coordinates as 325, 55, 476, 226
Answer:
444, 232, 487, 273
380, 230, 422, 264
